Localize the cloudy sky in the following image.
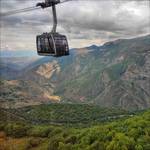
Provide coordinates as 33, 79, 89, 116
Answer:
0, 0, 150, 51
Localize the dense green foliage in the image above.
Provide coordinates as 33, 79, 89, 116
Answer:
2, 104, 130, 125
0, 108, 149, 150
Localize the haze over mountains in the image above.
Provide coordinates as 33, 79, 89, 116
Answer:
0, 50, 37, 57
0, 35, 150, 110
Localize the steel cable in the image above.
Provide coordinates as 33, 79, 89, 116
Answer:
1, 6, 41, 17
0, 0, 101, 17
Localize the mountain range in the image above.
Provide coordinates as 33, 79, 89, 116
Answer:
0, 35, 150, 110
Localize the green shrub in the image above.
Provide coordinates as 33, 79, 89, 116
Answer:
28, 126, 53, 137
27, 138, 42, 148
4, 123, 29, 138
0, 123, 5, 131
58, 142, 73, 150
48, 127, 63, 137
90, 141, 105, 150
65, 135, 77, 144
48, 137, 64, 150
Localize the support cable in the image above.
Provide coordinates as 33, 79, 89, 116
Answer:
0, 0, 100, 17
1, 6, 41, 17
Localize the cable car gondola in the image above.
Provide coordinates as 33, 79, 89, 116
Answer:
36, 0, 69, 57
36, 33, 69, 57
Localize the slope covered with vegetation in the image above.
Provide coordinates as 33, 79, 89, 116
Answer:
0, 107, 149, 150
1, 104, 130, 125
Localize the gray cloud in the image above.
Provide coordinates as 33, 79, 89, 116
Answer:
0, 0, 150, 50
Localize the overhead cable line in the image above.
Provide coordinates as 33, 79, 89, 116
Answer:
0, 0, 100, 17
1, 6, 41, 17
1, 0, 70, 17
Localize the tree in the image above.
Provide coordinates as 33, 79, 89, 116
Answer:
106, 133, 135, 150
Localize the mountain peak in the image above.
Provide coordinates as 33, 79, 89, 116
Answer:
87, 45, 99, 49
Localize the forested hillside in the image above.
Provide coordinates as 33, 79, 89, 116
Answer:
0, 106, 149, 150
1, 104, 130, 125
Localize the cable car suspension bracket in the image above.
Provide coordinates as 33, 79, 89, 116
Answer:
36, 0, 59, 33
